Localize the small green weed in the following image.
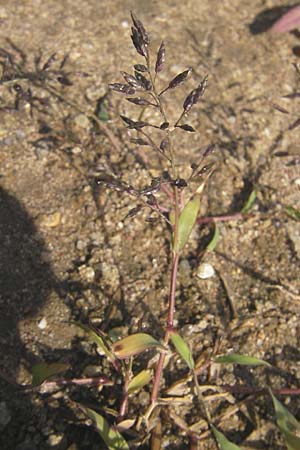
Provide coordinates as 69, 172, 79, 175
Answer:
25, 12, 300, 450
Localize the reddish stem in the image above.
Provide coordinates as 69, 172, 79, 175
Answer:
151, 252, 180, 405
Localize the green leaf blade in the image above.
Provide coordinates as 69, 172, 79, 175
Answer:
83, 407, 129, 450
127, 369, 152, 395
175, 195, 200, 252
211, 425, 242, 450
207, 223, 220, 252
112, 333, 162, 359
214, 353, 271, 367
170, 331, 194, 369
270, 391, 300, 450
31, 362, 70, 387
285, 205, 300, 221
241, 190, 256, 213
73, 322, 116, 362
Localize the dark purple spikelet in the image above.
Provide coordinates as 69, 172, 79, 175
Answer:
176, 124, 196, 132
131, 27, 148, 58
155, 42, 166, 74
168, 68, 192, 89
289, 117, 300, 130
120, 115, 147, 129
130, 12, 150, 58
121, 71, 143, 89
183, 75, 208, 112
160, 137, 169, 152
202, 143, 215, 158
124, 204, 143, 220
130, 11, 150, 45
126, 97, 153, 106
109, 83, 136, 95
134, 71, 152, 90
272, 103, 290, 114
130, 138, 150, 146
160, 121, 169, 130
134, 64, 148, 73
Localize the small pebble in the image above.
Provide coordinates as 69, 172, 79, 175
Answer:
121, 20, 129, 28
78, 265, 95, 282
197, 262, 215, 279
71, 146, 82, 154
47, 433, 64, 446
38, 212, 61, 228
38, 318, 47, 330
73, 113, 90, 129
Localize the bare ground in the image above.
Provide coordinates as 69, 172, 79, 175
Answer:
0, 0, 300, 449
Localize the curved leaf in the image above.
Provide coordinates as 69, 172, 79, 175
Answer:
241, 190, 256, 213
214, 353, 271, 367
83, 407, 129, 450
207, 223, 220, 252
175, 195, 200, 252
31, 362, 70, 387
211, 425, 242, 450
170, 331, 194, 369
112, 333, 162, 359
73, 322, 115, 362
127, 369, 152, 394
270, 390, 300, 450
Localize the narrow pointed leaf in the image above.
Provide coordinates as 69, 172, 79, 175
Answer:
207, 223, 220, 252
83, 407, 129, 450
175, 195, 200, 252
270, 391, 300, 450
214, 353, 271, 367
31, 362, 70, 387
73, 322, 115, 362
241, 190, 256, 213
211, 425, 242, 450
170, 331, 194, 369
127, 369, 152, 394
112, 333, 162, 359
285, 205, 300, 221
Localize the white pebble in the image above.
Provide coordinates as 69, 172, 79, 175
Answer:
38, 318, 47, 330
197, 263, 215, 279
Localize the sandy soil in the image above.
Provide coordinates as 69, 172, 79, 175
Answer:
0, 0, 300, 449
